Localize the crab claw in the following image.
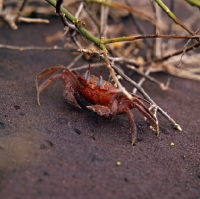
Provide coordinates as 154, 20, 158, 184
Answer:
97, 70, 103, 86
84, 65, 90, 81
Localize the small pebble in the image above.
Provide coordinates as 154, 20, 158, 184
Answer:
116, 161, 121, 166
170, 142, 175, 146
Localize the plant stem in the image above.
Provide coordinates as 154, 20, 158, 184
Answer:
143, 41, 200, 66
185, 0, 200, 8
85, 0, 154, 22
154, 0, 195, 36
103, 34, 200, 45
45, 0, 107, 52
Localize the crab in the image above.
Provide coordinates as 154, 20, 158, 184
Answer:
36, 64, 159, 145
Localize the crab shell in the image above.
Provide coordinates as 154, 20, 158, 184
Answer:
36, 65, 159, 145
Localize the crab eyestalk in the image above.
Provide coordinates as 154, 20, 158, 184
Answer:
97, 70, 103, 86
84, 65, 90, 81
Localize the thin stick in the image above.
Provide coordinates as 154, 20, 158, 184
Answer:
15, 0, 28, 20
151, 1, 162, 58
143, 41, 200, 66
154, 0, 196, 36
46, 0, 107, 52
112, 64, 182, 131
18, 17, 49, 23
167, 0, 174, 35
0, 44, 68, 51
86, 0, 155, 23
72, 62, 104, 71
67, 53, 84, 69
103, 34, 200, 45
126, 65, 167, 91
84, 4, 100, 33
100, 0, 110, 36
178, 28, 200, 67
184, 0, 200, 8
125, 0, 151, 48
133, 66, 151, 94
75, 2, 84, 18
103, 52, 133, 101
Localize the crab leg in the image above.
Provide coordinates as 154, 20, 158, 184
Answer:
134, 98, 159, 136
36, 64, 65, 80
36, 74, 62, 105
125, 109, 137, 145
35, 65, 65, 105
131, 93, 151, 104
86, 105, 113, 119
63, 84, 81, 109
36, 65, 65, 91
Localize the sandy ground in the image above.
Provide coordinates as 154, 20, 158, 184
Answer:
0, 8, 200, 199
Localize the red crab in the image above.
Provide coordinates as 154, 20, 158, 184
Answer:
36, 64, 158, 145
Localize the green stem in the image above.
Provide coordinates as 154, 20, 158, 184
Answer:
85, 0, 154, 22
154, 0, 195, 36
103, 34, 200, 44
185, 0, 200, 8
46, 0, 76, 23
45, 0, 107, 52
46, 0, 198, 51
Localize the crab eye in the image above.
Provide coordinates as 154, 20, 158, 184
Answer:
84, 65, 90, 81
84, 70, 90, 81
97, 70, 103, 86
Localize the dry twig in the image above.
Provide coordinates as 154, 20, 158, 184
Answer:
0, 0, 49, 29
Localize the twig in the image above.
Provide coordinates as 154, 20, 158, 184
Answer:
46, 0, 107, 52
18, 17, 49, 23
67, 52, 84, 69
143, 41, 200, 66
108, 56, 140, 68
133, 67, 151, 94
178, 28, 200, 67
126, 65, 167, 90
112, 64, 182, 131
75, 2, 84, 18
100, 0, 110, 36
154, 0, 196, 36
167, 0, 174, 35
72, 62, 104, 71
163, 64, 200, 81
85, 0, 155, 23
15, 0, 28, 21
104, 52, 133, 100
0, 0, 50, 29
0, 44, 68, 51
125, 0, 151, 49
83, 4, 100, 32
103, 34, 200, 45
185, 0, 200, 8
151, 1, 162, 58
